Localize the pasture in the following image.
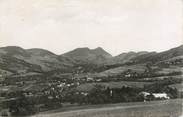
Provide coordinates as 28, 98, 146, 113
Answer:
31, 99, 182, 117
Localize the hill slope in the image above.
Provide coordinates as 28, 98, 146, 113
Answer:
0, 45, 182, 74
132, 45, 183, 64
0, 46, 74, 73
106, 51, 149, 65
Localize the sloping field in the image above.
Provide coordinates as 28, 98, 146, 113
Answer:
156, 66, 182, 74
138, 75, 182, 81
99, 64, 146, 76
32, 99, 182, 117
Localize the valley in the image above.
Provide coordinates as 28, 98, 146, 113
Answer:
0, 45, 182, 116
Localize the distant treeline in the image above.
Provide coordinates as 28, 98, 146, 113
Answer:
2, 82, 179, 116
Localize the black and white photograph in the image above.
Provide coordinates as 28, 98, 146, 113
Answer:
0, 0, 182, 117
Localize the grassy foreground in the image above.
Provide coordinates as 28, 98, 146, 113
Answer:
32, 99, 182, 117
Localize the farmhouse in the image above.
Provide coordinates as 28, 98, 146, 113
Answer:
152, 93, 170, 99
87, 77, 94, 82
140, 91, 150, 97
140, 92, 170, 100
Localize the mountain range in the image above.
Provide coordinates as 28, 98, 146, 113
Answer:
0, 45, 182, 74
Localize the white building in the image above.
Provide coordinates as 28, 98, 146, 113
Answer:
152, 93, 170, 99
140, 92, 170, 101
140, 91, 150, 97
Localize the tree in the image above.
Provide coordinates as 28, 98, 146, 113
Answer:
6, 91, 37, 116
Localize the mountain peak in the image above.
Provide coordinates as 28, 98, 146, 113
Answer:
63, 47, 112, 63
92, 47, 112, 57
93, 47, 103, 50
92, 47, 105, 52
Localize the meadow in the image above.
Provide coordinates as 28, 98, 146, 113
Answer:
31, 99, 182, 117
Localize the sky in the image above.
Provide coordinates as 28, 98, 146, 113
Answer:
0, 0, 182, 56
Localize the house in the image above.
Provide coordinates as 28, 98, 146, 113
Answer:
87, 77, 94, 82
125, 74, 131, 78
96, 79, 102, 82
67, 84, 71, 87
81, 92, 88, 96
152, 93, 170, 99
140, 91, 150, 97
140, 92, 170, 101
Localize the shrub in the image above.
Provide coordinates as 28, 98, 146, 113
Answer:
6, 91, 37, 116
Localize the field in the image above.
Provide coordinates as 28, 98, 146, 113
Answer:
99, 64, 146, 76
31, 99, 182, 117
